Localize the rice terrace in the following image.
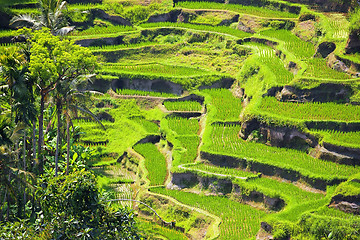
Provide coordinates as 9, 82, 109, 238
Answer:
1, 0, 360, 239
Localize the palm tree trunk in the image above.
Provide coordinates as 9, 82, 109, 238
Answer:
32, 120, 36, 168
0, 189, 4, 221
37, 93, 45, 173
66, 115, 70, 175
6, 174, 10, 221
23, 130, 26, 218
54, 100, 62, 177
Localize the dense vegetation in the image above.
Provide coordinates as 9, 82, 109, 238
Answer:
1, 0, 360, 239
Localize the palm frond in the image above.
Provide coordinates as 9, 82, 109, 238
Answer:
55, 26, 75, 36
72, 105, 106, 130
10, 14, 37, 28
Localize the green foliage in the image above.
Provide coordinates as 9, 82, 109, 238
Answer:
202, 124, 360, 180
131, 117, 159, 134
201, 88, 242, 122
163, 100, 202, 111
137, 219, 188, 240
259, 97, 360, 122
333, 173, 360, 197
69, 25, 135, 36
133, 143, 167, 186
175, 135, 200, 165
100, 69, 228, 90
176, 1, 298, 18
259, 29, 315, 59
310, 129, 360, 148
167, 117, 199, 135
152, 187, 265, 239
104, 62, 211, 77
123, 5, 150, 24
303, 58, 351, 79
292, 213, 360, 240
116, 88, 178, 97
140, 22, 252, 39
29, 28, 98, 83
350, 8, 360, 31
33, 170, 140, 239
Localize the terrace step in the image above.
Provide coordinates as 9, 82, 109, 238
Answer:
200, 151, 344, 191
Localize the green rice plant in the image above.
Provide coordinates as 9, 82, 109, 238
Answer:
89, 42, 160, 51
100, 69, 227, 90
0, 0, 37, 6
175, 135, 200, 165
176, 1, 298, 18
259, 29, 315, 59
202, 124, 360, 180
249, 43, 294, 85
201, 88, 242, 122
187, 162, 323, 205
116, 89, 178, 98
140, 22, 252, 39
137, 219, 188, 240
163, 100, 202, 112
152, 187, 266, 240
237, 46, 292, 99
303, 58, 351, 79
167, 117, 199, 135
133, 143, 167, 186
188, 162, 258, 178
312, 206, 360, 221
131, 117, 159, 134
69, 25, 135, 36
311, 129, 360, 148
259, 97, 360, 122
67, 3, 104, 11
320, 13, 350, 41
103, 62, 211, 77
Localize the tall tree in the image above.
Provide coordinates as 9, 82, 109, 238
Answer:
28, 29, 97, 176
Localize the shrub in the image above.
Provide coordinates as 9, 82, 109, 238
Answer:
36, 170, 140, 239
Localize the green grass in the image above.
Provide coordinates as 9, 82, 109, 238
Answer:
140, 22, 252, 39
188, 162, 259, 178
89, 42, 161, 51
176, 1, 298, 18
0, 0, 36, 6
259, 29, 315, 59
116, 89, 178, 98
74, 98, 164, 161
131, 117, 160, 134
311, 129, 360, 148
133, 143, 167, 186
186, 163, 323, 205
259, 97, 360, 122
202, 124, 360, 180
163, 100, 202, 112
201, 88, 242, 122
100, 69, 227, 90
303, 58, 351, 79
167, 117, 199, 135
69, 25, 135, 36
103, 63, 211, 77
137, 219, 188, 240
152, 187, 266, 240
174, 135, 200, 165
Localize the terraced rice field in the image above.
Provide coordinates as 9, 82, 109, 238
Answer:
3, 0, 360, 238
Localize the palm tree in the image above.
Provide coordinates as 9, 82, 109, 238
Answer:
10, 0, 74, 36
53, 75, 104, 176
0, 47, 37, 218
